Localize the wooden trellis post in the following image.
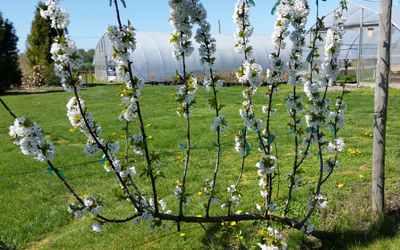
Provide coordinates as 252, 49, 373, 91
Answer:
372, 0, 392, 216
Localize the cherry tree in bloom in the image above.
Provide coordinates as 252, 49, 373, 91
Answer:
1, 0, 353, 245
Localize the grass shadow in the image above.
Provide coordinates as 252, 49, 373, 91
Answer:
321, 207, 400, 249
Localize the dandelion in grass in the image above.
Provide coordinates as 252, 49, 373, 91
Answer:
359, 175, 364, 178
146, 124, 151, 127
180, 233, 185, 237
197, 215, 202, 217
231, 221, 237, 226
369, 134, 373, 137
149, 136, 152, 139
198, 192, 202, 195
338, 184, 344, 188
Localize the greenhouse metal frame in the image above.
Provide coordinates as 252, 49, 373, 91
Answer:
303, 1, 400, 85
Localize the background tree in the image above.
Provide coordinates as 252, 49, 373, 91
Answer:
0, 12, 22, 93
18, 53, 29, 77
78, 48, 94, 63
26, 1, 64, 86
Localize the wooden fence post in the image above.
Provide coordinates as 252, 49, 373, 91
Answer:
372, 0, 392, 216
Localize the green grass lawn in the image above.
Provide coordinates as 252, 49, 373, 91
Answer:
1, 83, 400, 249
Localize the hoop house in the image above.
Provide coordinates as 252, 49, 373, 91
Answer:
303, 1, 400, 85
94, 31, 292, 82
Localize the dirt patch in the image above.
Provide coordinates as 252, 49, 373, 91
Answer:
2, 87, 64, 96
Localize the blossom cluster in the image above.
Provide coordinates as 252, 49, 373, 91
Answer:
257, 227, 287, 250
300, 220, 314, 238
202, 179, 219, 205
192, 1, 217, 68
221, 184, 240, 210
328, 99, 347, 131
256, 155, 277, 198
307, 192, 328, 210
66, 96, 102, 140
267, 0, 293, 89
202, 77, 223, 93
271, 0, 292, 50
40, 0, 69, 29
233, 0, 254, 55
106, 23, 136, 82
68, 195, 104, 232
174, 185, 190, 205
302, 9, 346, 165
130, 133, 144, 155
211, 115, 229, 133
327, 137, 345, 153
285, 93, 305, 136
286, 173, 303, 191
320, 12, 345, 86
256, 155, 278, 176
50, 36, 84, 92
174, 74, 198, 117
107, 23, 146, 122
304, 82, 331, 128
40, 1, 84, 92
239, 100, 263, 132
236, 60, 263, 89
9, 117, 55, 162
168, 0, 196, 60
323, 158, 340, 174
234, 130, 250, 156
133, 200, 170, 232
288, 0, 309, 87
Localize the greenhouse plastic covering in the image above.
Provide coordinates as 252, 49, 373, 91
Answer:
94, 32, 292, 82
302, 1, 400, 83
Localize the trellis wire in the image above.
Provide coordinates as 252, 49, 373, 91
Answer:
0, 109, 377, 179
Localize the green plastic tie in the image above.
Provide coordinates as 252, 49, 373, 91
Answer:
109, 0, 126, 8
212, 141, 222, 156
47, 166, 66, 181
242, 128, 251, 153
306, 51, 313, 63
257, 131, 265, 150
120, 0, 126, 8
271, 0, 281, 15
247, 0, 256, 7
267, 134, 276, 146
178, 143, 197, 151
100, 156, 107, 165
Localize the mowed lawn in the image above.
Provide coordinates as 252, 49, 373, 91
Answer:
1, 83, 400, 249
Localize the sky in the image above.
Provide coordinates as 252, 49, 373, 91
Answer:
0, 0, 397, 53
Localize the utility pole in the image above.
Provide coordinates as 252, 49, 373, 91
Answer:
372, 0, 392, 216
